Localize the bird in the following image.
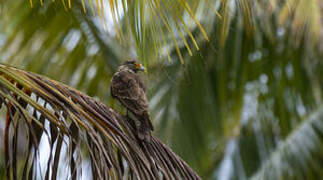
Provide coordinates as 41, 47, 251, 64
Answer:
110, 60, 154, 142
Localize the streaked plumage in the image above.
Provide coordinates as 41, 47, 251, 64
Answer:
111, 60, 153, 142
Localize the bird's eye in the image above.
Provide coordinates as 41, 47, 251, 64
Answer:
135, 63, 141, 68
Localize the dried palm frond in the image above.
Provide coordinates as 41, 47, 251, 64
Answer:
0, 64, 200, 179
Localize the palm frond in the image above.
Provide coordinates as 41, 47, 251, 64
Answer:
279, 0, 321, 44
251, 105, 323, 179
148, 1, 323, 177
0, 64, 200, 179
0, 1, 123, 104
24, 0, 216, 63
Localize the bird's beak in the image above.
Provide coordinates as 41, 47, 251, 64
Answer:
139, 64, 146, 72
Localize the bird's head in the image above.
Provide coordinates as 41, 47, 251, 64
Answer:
120, 60, 145, 73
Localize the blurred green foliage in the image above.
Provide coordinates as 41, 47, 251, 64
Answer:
0, 0, 322, 179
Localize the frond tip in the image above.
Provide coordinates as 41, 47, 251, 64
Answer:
0, 64, 200, 179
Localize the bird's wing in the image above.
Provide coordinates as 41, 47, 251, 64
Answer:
138, 79, 146, 92
111, 71, 149, 115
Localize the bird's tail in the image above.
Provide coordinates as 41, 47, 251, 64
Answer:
137, 111, 153, 142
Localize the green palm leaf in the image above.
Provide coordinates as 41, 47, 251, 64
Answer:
251, 105, 323, 179
26, 0, 212, 63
